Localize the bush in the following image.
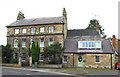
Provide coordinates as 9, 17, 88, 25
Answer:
21, 61, 29, 66
10, 58, 18, 64
2, 58, 10, 63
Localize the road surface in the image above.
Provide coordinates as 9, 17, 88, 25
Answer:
1, 67, 120, 77
1, 67, 79, 77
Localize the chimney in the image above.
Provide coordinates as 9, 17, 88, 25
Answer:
17, 11, 25, 20
63, 8, 67, 20
112, 35, 117, 48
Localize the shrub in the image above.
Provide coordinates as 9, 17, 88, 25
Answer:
10, 58, 18, 64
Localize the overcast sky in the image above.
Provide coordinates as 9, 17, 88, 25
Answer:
0, 0, 119, 45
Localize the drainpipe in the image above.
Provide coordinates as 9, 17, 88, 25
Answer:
73, 53, 74, 67
111, 54, 112, 69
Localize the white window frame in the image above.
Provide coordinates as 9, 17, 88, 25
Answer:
48, 26, 54, 33
14, 39, 18, 48
15, 29, 19, 34
48, 38, 53, 46
22, 39, 26, 48
63, 55, 67, 63
22, 28, 27, 34
40, 27, 45, 33
95, 56, 100, 63
40, 38, 44, 47
78, 41, 101, 49
31, 27, 36, 34
39, 54, 44, 61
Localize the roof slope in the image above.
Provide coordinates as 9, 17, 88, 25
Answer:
67, 28, 99, 37
7, 16, 64, 27
64, 39, 113, 53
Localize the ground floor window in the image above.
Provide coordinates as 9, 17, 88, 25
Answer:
63, 55, 67, 63
95, 55, 100, 63
13, 53, 18, 59
48, 55, 53, 62
39, 54, 44, 62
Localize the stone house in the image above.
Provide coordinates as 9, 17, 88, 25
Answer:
6, 8, 67, 63
63, 29, 114, 69
111, 35, 120, 62
6, 8, 115, 68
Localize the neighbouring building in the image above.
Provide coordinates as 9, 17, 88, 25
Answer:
111, 35, 120, 62
63, 29, 114, 69
6, 8, 67, 63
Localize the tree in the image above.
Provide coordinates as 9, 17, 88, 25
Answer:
43, 42, 64, 64
2, 44, 14, 63
30, 41, 40, 64
87, 19, 107, 38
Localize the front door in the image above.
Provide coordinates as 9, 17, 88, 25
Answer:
77, 55, 84, 67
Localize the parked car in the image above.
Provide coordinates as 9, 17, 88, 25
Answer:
115, 62, 120, 70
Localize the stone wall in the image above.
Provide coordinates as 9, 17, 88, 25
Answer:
63, 53, 113, 69
7, 24, 64, 36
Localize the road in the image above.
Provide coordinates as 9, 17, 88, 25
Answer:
1, 67, 120, 77
1, 67, 79, 77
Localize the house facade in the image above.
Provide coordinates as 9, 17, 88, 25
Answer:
6, 9, 115, 68
6, 8, 67, 63
63, 29, 114, 69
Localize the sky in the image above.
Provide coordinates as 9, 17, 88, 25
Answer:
0, 0, 119, 45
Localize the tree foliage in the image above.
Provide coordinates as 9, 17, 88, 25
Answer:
87, 19, 107, 38
30, 41, 40, 64
2, 44, 14, 63
43, 42, 64, 64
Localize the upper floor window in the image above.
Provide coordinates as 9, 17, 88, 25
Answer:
31, 28, 36, 34
15, 29, 19, 34
48, 38, 53, 46
40, 27, 45, 33
78, 41, 101, 49
14, 39, 18, 48
22, 39, 26, 48
48, 26, 54, 33
22, 28, 27, 34
40, 38, 44, 47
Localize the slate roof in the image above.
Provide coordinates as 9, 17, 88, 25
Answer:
7, 16, 64, 27
67, 28, 99, 37
64, 39, 114, 54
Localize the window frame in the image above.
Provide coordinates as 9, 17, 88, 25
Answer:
48, 37, 54, 46
22, 28, 27, 34
78, 41, 101, 49
40, 38, 44, 47
95, 55, 100, 63
14, 28, 19, 34
40, 27, 45, 33
48, 26, 54, 33
31, 27, 36, 34
63, 55, 67, 63
39, 54, 44, 62
14, 39, 18, 48
22, 39, 26, 48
